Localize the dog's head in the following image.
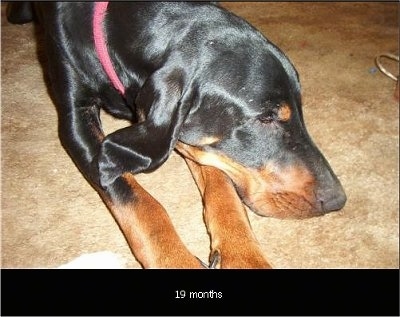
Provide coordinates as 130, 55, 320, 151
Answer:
177, 38, 346, 219
102, 15, 347, 219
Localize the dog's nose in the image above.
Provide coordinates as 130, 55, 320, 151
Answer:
316, 187, 347, 213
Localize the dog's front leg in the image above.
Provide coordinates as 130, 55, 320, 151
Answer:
102, 172, 203, 268
54, 103, 202, 268
184, 159, 271, 269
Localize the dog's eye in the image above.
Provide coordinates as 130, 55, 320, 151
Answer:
258, 115, 274, 124
257, 111, 276, 124
257, 103, 292, 125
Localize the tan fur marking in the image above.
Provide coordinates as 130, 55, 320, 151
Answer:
277, 103, 292, 122
197, 136, 221, 146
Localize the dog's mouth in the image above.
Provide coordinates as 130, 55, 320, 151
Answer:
176, 141, 335, 219
236, 186, 321, 219
231, 164, 325, 219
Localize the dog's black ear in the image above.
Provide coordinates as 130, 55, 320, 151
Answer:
98, 68, 191, 188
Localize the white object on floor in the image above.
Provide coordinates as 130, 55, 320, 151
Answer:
57, 251, 126, 269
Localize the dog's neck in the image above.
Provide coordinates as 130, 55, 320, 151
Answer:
93, 2, 126, 96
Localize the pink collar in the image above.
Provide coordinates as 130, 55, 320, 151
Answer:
93, 2, 126, 96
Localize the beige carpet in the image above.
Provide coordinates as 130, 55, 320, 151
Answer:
1, 2, 398, 268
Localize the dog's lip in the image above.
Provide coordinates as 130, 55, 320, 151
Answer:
237, 187, 324, 219
246, 202, 324, 219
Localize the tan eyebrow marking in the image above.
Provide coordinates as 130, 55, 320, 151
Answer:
277, 103, 292, 122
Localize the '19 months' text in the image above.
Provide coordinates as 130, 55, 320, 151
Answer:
175, 290, 222, 299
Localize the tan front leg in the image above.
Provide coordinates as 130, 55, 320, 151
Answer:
184, 159, 271, 269
103, 172, 203, 268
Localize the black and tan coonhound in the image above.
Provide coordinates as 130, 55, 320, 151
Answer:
7, 2, 346, 268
